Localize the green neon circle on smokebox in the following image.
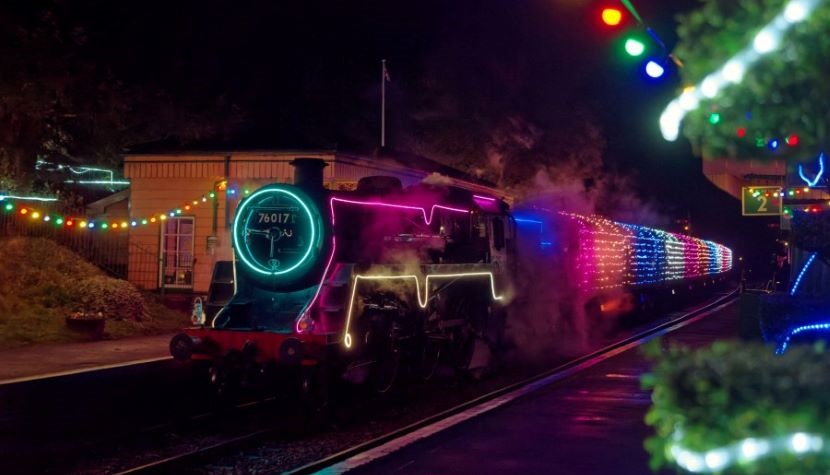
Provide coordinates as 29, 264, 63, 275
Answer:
233, 187, 317, 276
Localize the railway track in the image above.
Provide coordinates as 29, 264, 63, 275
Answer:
112, 288, 738, 475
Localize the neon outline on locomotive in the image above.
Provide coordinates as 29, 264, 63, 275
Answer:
233, 187, 318, 276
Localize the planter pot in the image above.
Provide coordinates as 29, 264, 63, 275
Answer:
65, 317, 106, 340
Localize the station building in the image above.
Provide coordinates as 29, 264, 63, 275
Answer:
94, 149, 501, 294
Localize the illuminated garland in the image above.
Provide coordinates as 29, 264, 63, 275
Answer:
1, 183, 253, 231
669, 430, 825, 473
744, 185, 830, 218
563, 213, 732, 292
660, 0, 823, 141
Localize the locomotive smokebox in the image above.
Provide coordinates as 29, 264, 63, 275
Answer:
290, 158, 328, 190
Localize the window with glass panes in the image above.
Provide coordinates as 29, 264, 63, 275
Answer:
160, 217, 195, 287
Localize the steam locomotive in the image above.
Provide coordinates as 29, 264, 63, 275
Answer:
170, 159, 732, 395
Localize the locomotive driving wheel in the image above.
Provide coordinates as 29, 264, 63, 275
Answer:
450, 324, 476, 371
444, 295, 487, 373
368, 329, 401, 394
417, 336, 442, 381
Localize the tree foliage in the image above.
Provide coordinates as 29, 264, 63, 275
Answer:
675, 0, 830, 159
643, 339, 830, 474
0, 1, 241, 181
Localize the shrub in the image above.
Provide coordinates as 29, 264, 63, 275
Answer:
71, 276, 145, 321
642, 340, 830, 474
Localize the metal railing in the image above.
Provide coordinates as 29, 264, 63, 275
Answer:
0, 211, 158, 287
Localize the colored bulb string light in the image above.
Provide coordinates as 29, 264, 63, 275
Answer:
2, 182, 254, 231
620, 0, 668, 53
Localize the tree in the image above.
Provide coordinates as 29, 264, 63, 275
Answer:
674, 0, 830, 159
0, 1, 241, 185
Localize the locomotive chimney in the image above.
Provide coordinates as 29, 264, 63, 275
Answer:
290, 158, 328, 190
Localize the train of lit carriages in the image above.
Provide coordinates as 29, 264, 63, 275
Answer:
170, 159, 732, 395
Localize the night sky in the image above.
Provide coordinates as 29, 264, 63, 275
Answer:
7, 0, 781, 265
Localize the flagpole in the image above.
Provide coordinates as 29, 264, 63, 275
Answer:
381, 59, 387, 148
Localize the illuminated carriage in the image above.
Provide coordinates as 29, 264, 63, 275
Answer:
513, 210, 733, 316
171, 159, 513, 393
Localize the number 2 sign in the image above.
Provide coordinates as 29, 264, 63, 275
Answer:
741, 186, 782, 216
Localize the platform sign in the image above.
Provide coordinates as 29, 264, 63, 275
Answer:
742, 186, 782, 216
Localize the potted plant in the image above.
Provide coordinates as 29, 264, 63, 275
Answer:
65, 310, 106, 339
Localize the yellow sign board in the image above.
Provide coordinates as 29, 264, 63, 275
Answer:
742, 186, 782, 216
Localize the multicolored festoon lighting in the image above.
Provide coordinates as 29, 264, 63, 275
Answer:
563, 213, 732, 292
0, 183, 248, 232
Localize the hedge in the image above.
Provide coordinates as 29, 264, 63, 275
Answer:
71, 275, 146, 320
642, 340, 830, 474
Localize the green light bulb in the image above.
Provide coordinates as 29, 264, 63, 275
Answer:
709, 113, 721, 125
624, 38, 645, 57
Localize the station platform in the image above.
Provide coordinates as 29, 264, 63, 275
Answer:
323, 295, 740, 475
0, 334, 172, 385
